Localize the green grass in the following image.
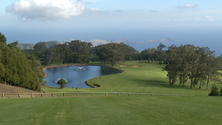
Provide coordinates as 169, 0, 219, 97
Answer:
1, 61, 222, 125
0, 96, 222, 125
42, 61, 213, 96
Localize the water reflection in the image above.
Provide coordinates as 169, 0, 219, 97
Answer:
44, 66, 122, 88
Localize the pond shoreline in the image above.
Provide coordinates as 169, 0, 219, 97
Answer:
42, 64, 123, 88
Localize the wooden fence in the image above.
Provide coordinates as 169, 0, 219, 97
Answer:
0, 92, 189, 98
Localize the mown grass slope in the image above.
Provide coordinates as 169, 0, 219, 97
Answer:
0, 96, 222, 125
1, 61, 221, 125
42, 61, 212, 96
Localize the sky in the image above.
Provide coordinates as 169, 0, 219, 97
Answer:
0, 0, 222, 54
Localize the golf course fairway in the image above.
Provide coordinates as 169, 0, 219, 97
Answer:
0, 61, 221, 125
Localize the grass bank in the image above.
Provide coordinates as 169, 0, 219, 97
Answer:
42, 61, 212, 96
0, 96, 222, 125
1, 61, 221, 125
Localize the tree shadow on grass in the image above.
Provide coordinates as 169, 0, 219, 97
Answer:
132, 79, 198, 90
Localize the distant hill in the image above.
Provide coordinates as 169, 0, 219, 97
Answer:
17, 40, 59, 50
17, 43, 34, 50
45, 40, 59, 48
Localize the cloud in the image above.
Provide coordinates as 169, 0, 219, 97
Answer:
6, 0, 100, 20
177, 4, 198, 9
149, 10, 158, 13
114, 10, 124, 13
86, 2, 94, 4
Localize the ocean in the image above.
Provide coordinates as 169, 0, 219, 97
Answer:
2, 26, 222, 56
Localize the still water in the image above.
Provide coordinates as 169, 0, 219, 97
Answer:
44, 66, 122, 88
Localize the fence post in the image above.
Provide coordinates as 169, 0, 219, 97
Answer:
18, 94, 20, 98
2, 93, 4, 98
41, 93, 43, 97
105, 93, 107, 96
76, 93, 79, 96
31, 93, 34, 98
52, 93, 54, 97
91, 92, 94, 96
63, 92, 65, 97
128, 93, 130, 96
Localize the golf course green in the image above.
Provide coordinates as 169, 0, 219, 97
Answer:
0, 61, 221, 125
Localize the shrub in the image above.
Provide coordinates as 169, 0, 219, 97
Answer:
41, 81, 47, 86
208, 84, 219, 96
58, 79, 67, 88
220, 87, 222, 96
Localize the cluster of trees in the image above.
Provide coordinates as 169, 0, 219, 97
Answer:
19, 37, 222, 91
123, 43, 168, 63
92, 43, 139, 66
29, 40, 92, 65
17, 43, 34, 50
17, 40, 58, 50
163, 44, 222, 90
0, 33, 43, 91
25, 40, 139, 66
208, 84, 222, 96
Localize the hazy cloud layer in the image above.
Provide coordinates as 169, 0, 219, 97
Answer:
177, 4, 198, 9
194, 15, 222, 22
149, 10, 158, 13
6, 0, 99, 20
127, 38, 178, 44
114, 10, 124, 13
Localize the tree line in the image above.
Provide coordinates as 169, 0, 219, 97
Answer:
163, 44, 222, 90
11, 35, 222, 92
0, 32, 43, 91
24, 40, 139, 66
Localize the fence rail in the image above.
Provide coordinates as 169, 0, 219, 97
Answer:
0, 92, 190, 98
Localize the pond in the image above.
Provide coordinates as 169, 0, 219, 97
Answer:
43, 65, 122, 88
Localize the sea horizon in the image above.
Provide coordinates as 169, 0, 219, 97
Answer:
2, 26, 222, 56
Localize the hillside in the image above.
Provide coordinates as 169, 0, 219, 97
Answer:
0, 61, 222, 125
17, 43, 34, 50
0, 83, 39, 94
17, 40, 59, 50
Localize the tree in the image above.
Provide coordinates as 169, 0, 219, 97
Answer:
58, 79, 67, 88
95, 43, 139, 66
164, 44, 221, 90
209, 84, 219, 96
0, 32, 6, 44
157, 43, 166, 51
33, 42, 47, 52
8, 41, 19, 48
0, 34, 43, 91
